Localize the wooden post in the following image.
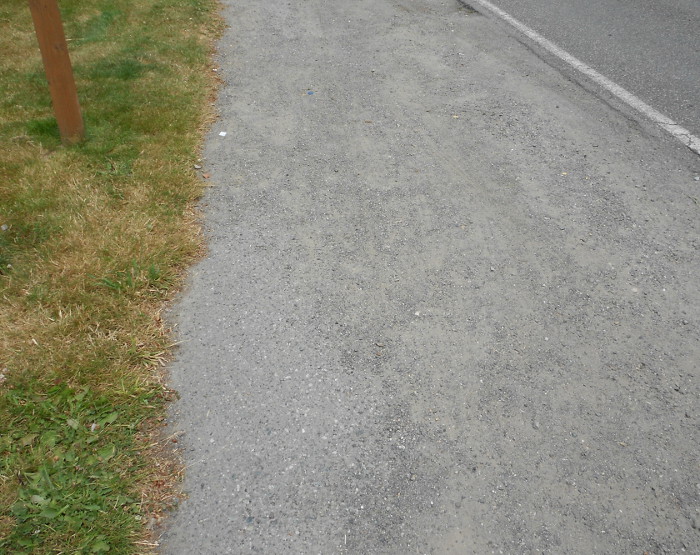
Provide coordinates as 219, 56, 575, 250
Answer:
28, 0, 84, 145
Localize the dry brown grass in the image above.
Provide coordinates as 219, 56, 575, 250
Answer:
0, 0, 223, 551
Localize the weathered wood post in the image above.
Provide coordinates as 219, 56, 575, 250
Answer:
28, 0, 84, 145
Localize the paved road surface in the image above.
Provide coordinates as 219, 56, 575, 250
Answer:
162, 1, 700, 553
470, 0, 700, 138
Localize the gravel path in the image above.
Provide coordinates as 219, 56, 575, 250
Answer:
162, 1, 700, 553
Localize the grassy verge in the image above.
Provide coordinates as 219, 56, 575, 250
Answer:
0, 0, 221, 551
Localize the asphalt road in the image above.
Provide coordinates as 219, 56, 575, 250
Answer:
161, 1, 700, 553
470, 0, 700, 139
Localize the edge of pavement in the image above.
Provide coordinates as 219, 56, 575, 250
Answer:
161, 1, 700, 553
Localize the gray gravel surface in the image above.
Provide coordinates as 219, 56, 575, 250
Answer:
471, 0, 700, 138
161, 0, 700, 553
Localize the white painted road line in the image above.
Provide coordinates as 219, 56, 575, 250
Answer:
464, 0, 700, 155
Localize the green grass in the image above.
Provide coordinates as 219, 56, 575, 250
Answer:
0, 0, 221, 551
3, 384, 151, 553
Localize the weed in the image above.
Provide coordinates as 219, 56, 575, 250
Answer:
93, 260, 170, 295
1, 384, 148, 552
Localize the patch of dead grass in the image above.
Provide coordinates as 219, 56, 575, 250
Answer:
0, 0, 223, 551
